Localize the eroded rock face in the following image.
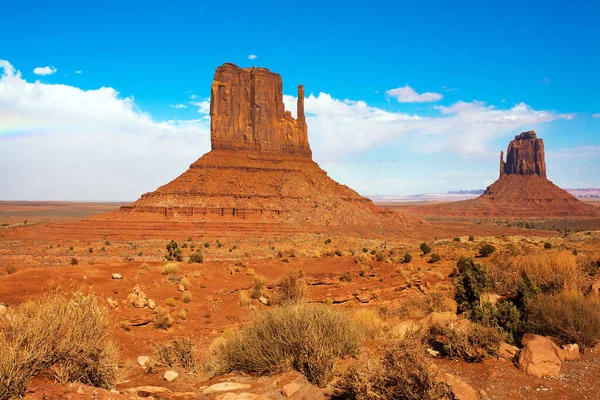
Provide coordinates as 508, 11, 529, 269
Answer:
210, 63, 311, 157
501, 131, 546, 177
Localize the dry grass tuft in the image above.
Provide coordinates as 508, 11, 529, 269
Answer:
428, 321, 504, 362
527, 291, 600, 348
154, 337, 198, 373
238, 290, 253, 307
0, 291, 118, 399
215, 303, 360, 387
274, 270, 306, 305
351, 309, 383, 339
336, 332, 452, 400
387, 293, 456, 320
162, 263, 179, 275
251, 275, 266, 299
154, 307, 173, 330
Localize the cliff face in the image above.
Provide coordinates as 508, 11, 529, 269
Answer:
210, 63, 311, 157
500, 131, 546, 177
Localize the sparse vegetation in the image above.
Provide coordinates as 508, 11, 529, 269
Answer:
5, 265, 17, 275
544, 241, 553, 249
336, 332, 452, 400
161, 263, 179, 275
154, 307, 173, 330
251, 275, 266, 299
154, 337, 197, 372
188, 249, 203, 263
387, 293, 456, 320
428, 253, 441, 263
429, 320, 504, 362
351, 309, 383, 339
274, 270, 306, 305
468, 235, 475, 241
166, 297, 176, 307
340, 271, 352, 282
420, 243, 432, 255
239, 290, 252, 307
0, 292, 118, 399
403, 253, 412, 263
70, 257, 78, 265
165, 240, 183, 261
454, 257, 489, 314
478, 244, 496, 257
182, 292, 192, 304
215, 303, 359, 387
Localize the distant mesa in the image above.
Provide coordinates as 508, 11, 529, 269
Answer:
98, 63, 417, 234
413, 131, 599, 218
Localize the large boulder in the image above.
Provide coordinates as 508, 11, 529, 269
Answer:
517, 334, 565, 377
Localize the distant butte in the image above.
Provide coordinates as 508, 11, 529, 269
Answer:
413, 131, 599, 218
96, 63, 419, 234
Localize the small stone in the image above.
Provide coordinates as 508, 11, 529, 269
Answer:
0, 303, 9, 315
281, 382, 300, 397
111, 273, 123, 280
137, 356, 150, 367
132, 284, 141, 294
163, 370, 178, 382
561, 343, 580, 361
133, 296, 147, 308
106, 298, 119, 309
259, 296, 269, 306
498, 342, 519, 359
178, 284, 186, 292
426, 348, 440, 357
480, 389, 488, 397
147, 298, 156, 310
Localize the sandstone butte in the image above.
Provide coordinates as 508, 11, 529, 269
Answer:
93, 63, 420, 235
414, 131, 599, 218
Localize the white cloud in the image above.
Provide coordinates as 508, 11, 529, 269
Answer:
541, 78, 551, 84
76, 70, 82, 74
33, 66, 57, 76
191, 100, 210, 115
248, 54, 257, 60
592, 113, 600, 118
386, 85, 443, 103
284, 93, 574, 161
170, 104, 187, 109
0, 60, 210, 201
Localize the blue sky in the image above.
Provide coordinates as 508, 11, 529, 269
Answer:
0, 0, 599, 200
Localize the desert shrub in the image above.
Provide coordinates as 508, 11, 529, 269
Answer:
251, 275, 266, 299
453, 237, 461, 242
154, 307, 173, 330
526, 292, 600, 348
69, 246, 73, 250
388, 293, 456, 320
204, 242, 210, 248
180, 277, 190, 290
88, 247, 93, 253
429, 321, 504, 362
354, 252, 370, 264
362, 247, 368, 253
340, 271, 352, 282
188, 249, 203, 264
165, 240, 183, 261
154, 337, 197, 372
403, 253, 412, 263
166, 298, 176, 307
428, 253, 441, 263
336, 333, 452, 400
325, 238, 332, 244
478, 244, 496, 257
468, 235, 475, 241
161, 263, 179, 275
239, 291, 252, 307
181, 242, 188, 249
0, 292, 118, 399
246, 268, 255, 276
471, 300, 523, 344
454, 257, 488, 314
323, 297, 333, 306
274, 271, 306, 305
182, 292, 192, 304
70, 258, 79, 266
544, 242, 552, 249
420, 243, 432, 255
216, 303, 359, 387
178, 309, 187, 320
352, 309, 383, 339
375, 251, 385, 262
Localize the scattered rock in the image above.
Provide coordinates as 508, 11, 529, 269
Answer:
163, 370, 178, 382
133, 296, 147, 308
498, 342, 519, 359
137, 356, 150, 367
106, 298, 119, 309
561, 343, 580, 361
440, 373, 479, 400
124, 386, 171, 397
0, 303, 7, 316
281, 382, 300, 397
259, 296, 269, 306
391, 319, 419, 338
128, 314, 154, 327
147, 298, 156, 310
479, 389, 488, 397
517, 334, 565, 377
203, 382, 252, 394
426, 348, 440, 357
177, 284, 186, 292
589, 279, 600, 297
420, 311, 457, 327
111, 273, 123, 280
354, 292, 374, 303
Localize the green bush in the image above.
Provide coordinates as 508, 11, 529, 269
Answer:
165, 240, 183, 261
216, 304, 360, 387
420, 243, 432, 255
454, 257, 489, 313
544, 242, 552, 249
453, 237, 461, 242
471, 300, 523, 344
429, 321, 504, 362
478, 244, 496, 257
403, 253, 412, 263
468, 235, 475, 241
428, 253, 441, 263
154, 337, 197, 373
188, 249, 203, 264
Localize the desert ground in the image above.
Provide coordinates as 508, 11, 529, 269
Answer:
2, 201, 600, 400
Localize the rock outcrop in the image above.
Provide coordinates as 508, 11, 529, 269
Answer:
501, 131, 546, 177
97, 63, 419, 235
211, 63, 310, 157
413, 131, 599, 218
